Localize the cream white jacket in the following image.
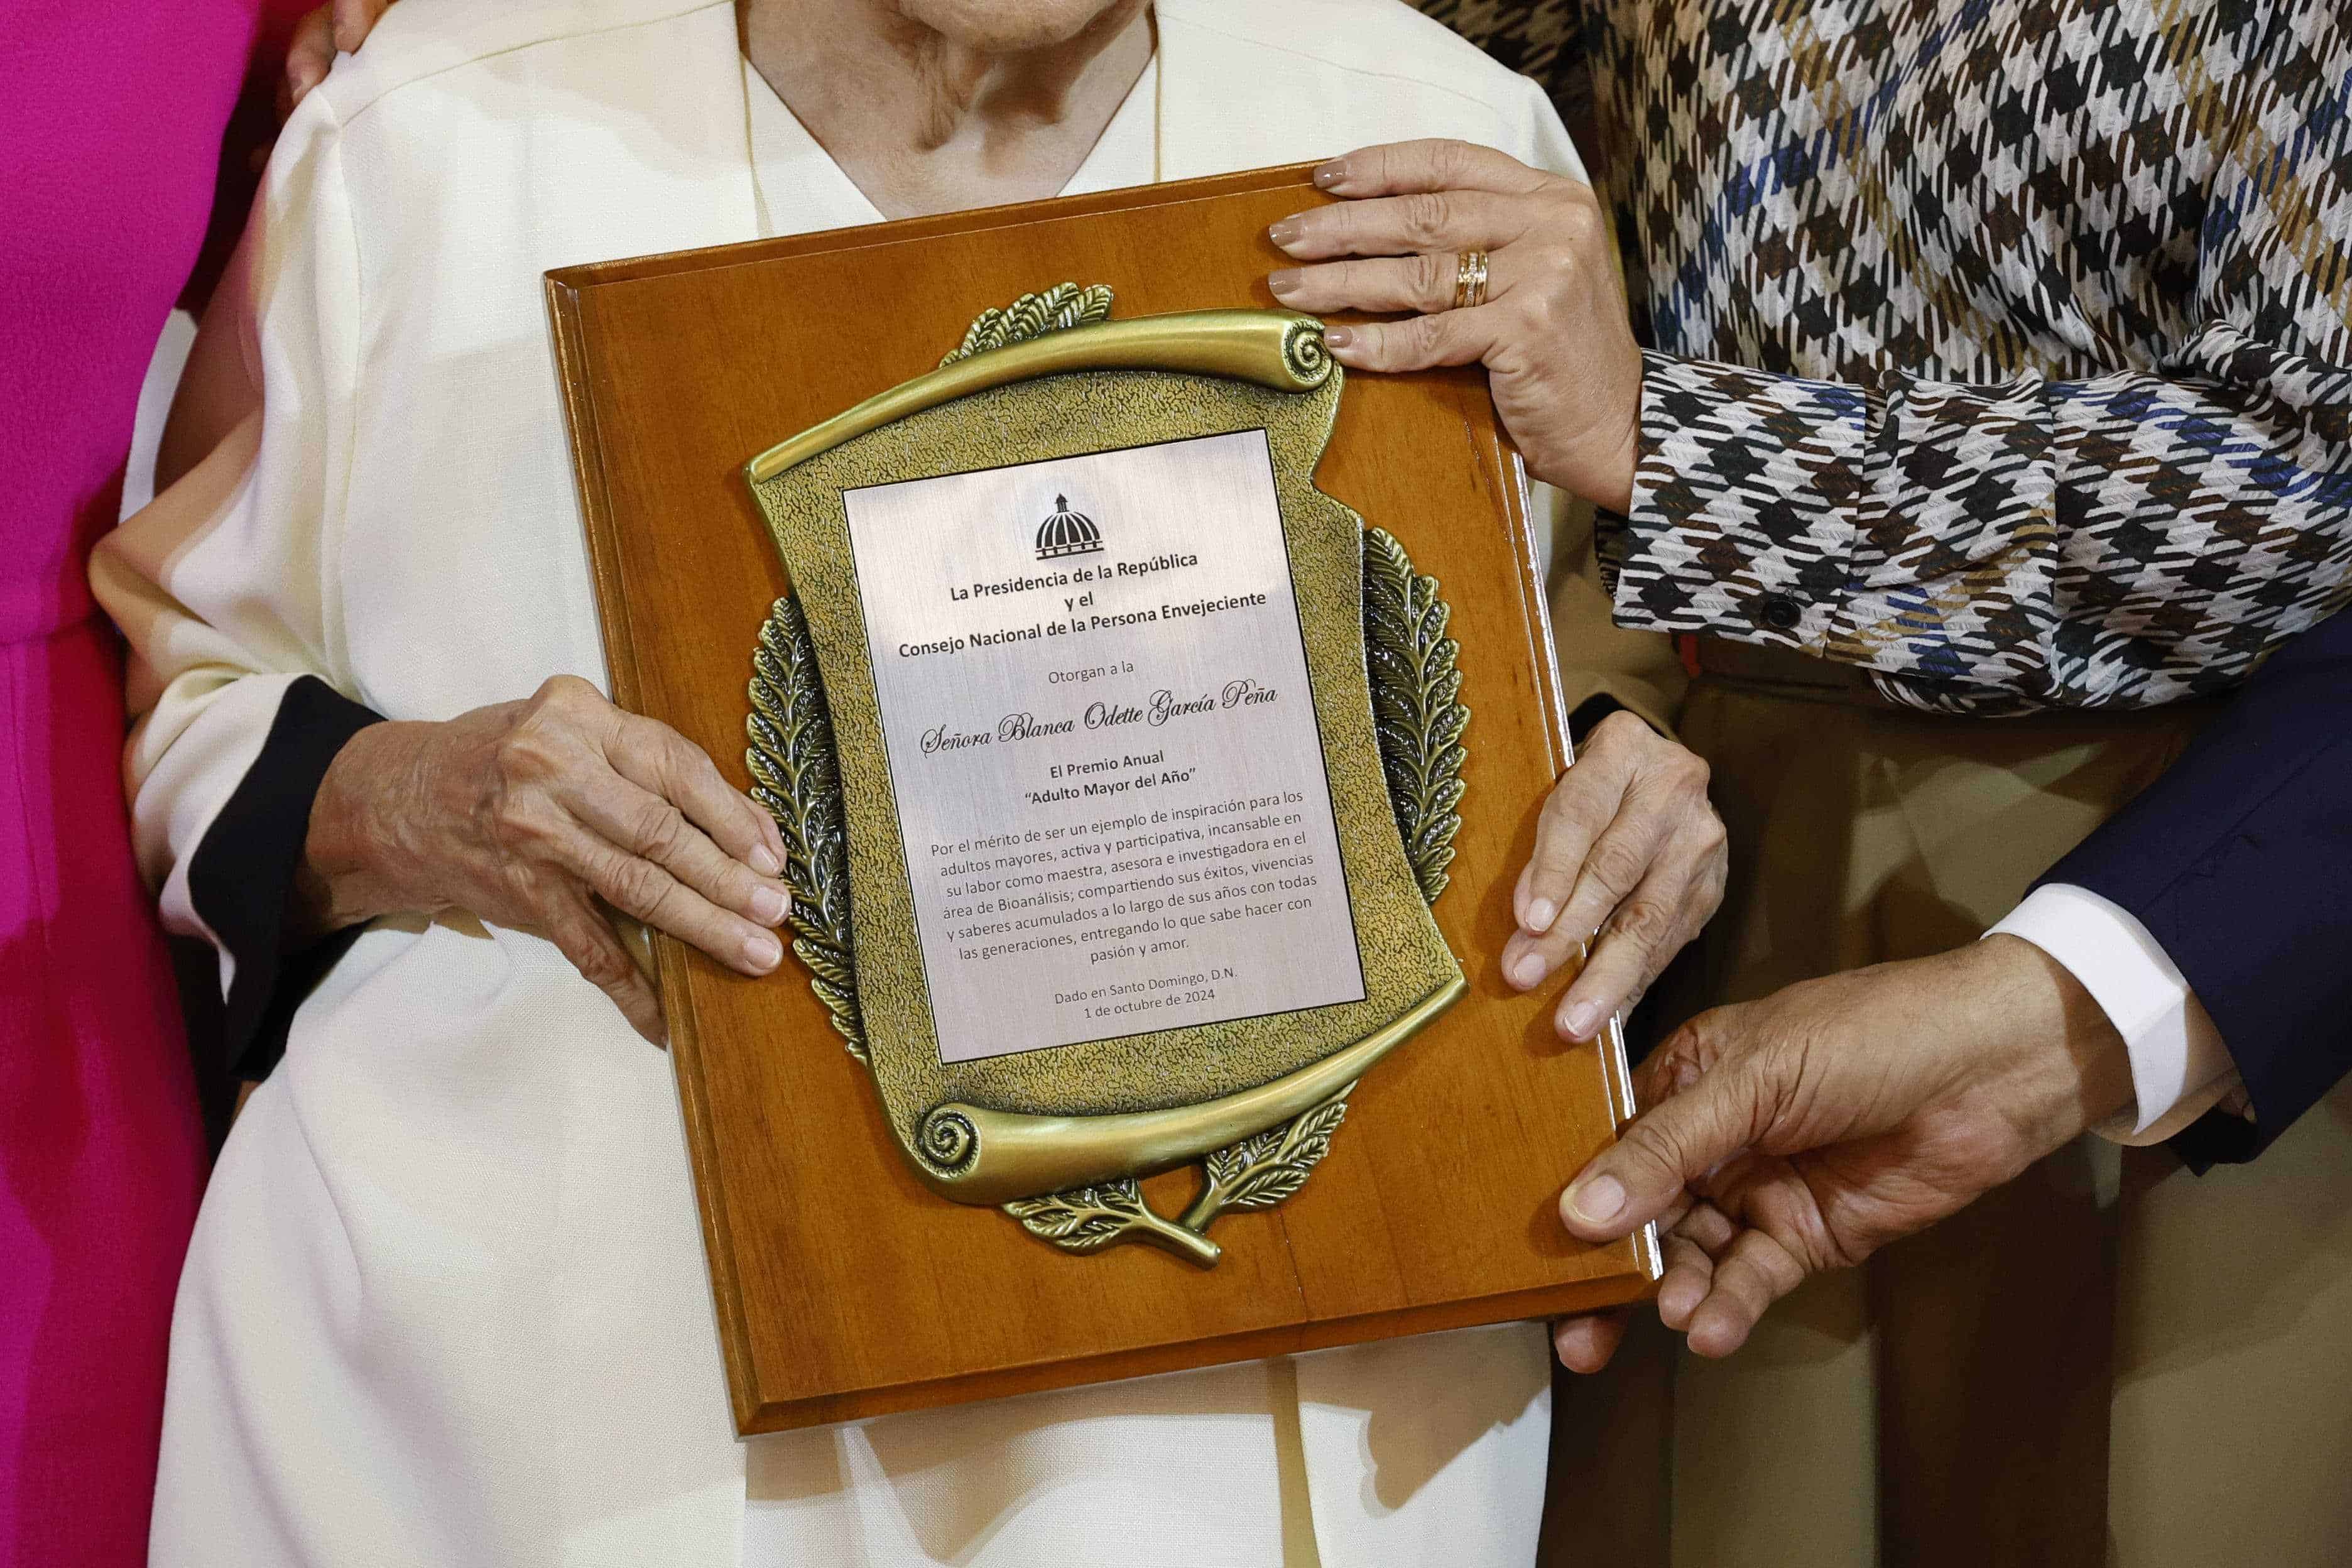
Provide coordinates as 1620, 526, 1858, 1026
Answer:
95, 2, 1599, 1563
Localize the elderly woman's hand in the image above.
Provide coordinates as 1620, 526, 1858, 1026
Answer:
1503, 711, 1726, 1040
298, 676, 793, 1045
1266, 139, 1642, 513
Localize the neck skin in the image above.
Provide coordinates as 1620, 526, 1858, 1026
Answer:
740, 0, 1153, 220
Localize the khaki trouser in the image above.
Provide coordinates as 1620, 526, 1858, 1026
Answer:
1537, 663, 2352, 1566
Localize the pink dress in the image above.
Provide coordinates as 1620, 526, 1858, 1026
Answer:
1, 4, 271, 1562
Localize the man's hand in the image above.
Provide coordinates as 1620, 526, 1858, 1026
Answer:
1503, 710, 1726, 1040
1551, 937, 2137, 1371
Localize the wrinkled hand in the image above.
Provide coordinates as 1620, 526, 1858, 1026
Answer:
1266, 138, 1643, 512
1550, 937, 2136, 1371
285, 0, 399, 114
1503, 711, 1724, 1040
300, 675, 793, 1045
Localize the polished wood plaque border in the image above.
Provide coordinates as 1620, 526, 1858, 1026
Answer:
547, 162, 1658, 1435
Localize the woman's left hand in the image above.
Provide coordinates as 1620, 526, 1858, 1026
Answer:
1266, 138, 1643, 513
285, 0, 400, 113
1504, 710, 1726, 1041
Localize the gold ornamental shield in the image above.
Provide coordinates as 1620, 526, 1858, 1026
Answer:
742, 290, 1469, 1265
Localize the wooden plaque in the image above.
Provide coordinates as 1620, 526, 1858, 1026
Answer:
546, 163, 1658, 1436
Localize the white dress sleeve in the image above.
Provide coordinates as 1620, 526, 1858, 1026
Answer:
89, 95, 379, 1075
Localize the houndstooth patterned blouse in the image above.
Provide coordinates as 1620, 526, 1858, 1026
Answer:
1559, 0, 2352, 712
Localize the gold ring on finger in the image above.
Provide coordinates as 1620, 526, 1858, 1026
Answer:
1452, 249, 1490, 310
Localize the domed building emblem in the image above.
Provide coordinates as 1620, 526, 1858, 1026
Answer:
1034, 494, 1104, 561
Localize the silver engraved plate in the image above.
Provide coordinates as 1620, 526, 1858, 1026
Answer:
842, 428, 1368, 1064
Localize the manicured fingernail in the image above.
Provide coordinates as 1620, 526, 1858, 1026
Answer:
1268, 268, 1302, 298
1566, 1173, 1625, 1226
748, 845, 781, 878
1510, 951, 1547, 989
1268, 217, 1304, 248
1525, 896, 1557, 934
1312, 159, 1350, 189
744, 932, 783, 972
1563, 1000, 1603, 1040
1323, 325, 1354, 349
751, 886, 788, 925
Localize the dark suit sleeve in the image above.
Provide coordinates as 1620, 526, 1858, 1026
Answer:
2037, 604, 2352, 1168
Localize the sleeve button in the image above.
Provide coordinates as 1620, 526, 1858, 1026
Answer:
1761, 594, 1802, 631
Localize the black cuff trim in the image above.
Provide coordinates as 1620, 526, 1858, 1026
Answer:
1569, 693, 1635, 746
188, 676, 384, 1081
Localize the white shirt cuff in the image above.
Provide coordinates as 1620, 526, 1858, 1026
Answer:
1987, 884, 2241, 1146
